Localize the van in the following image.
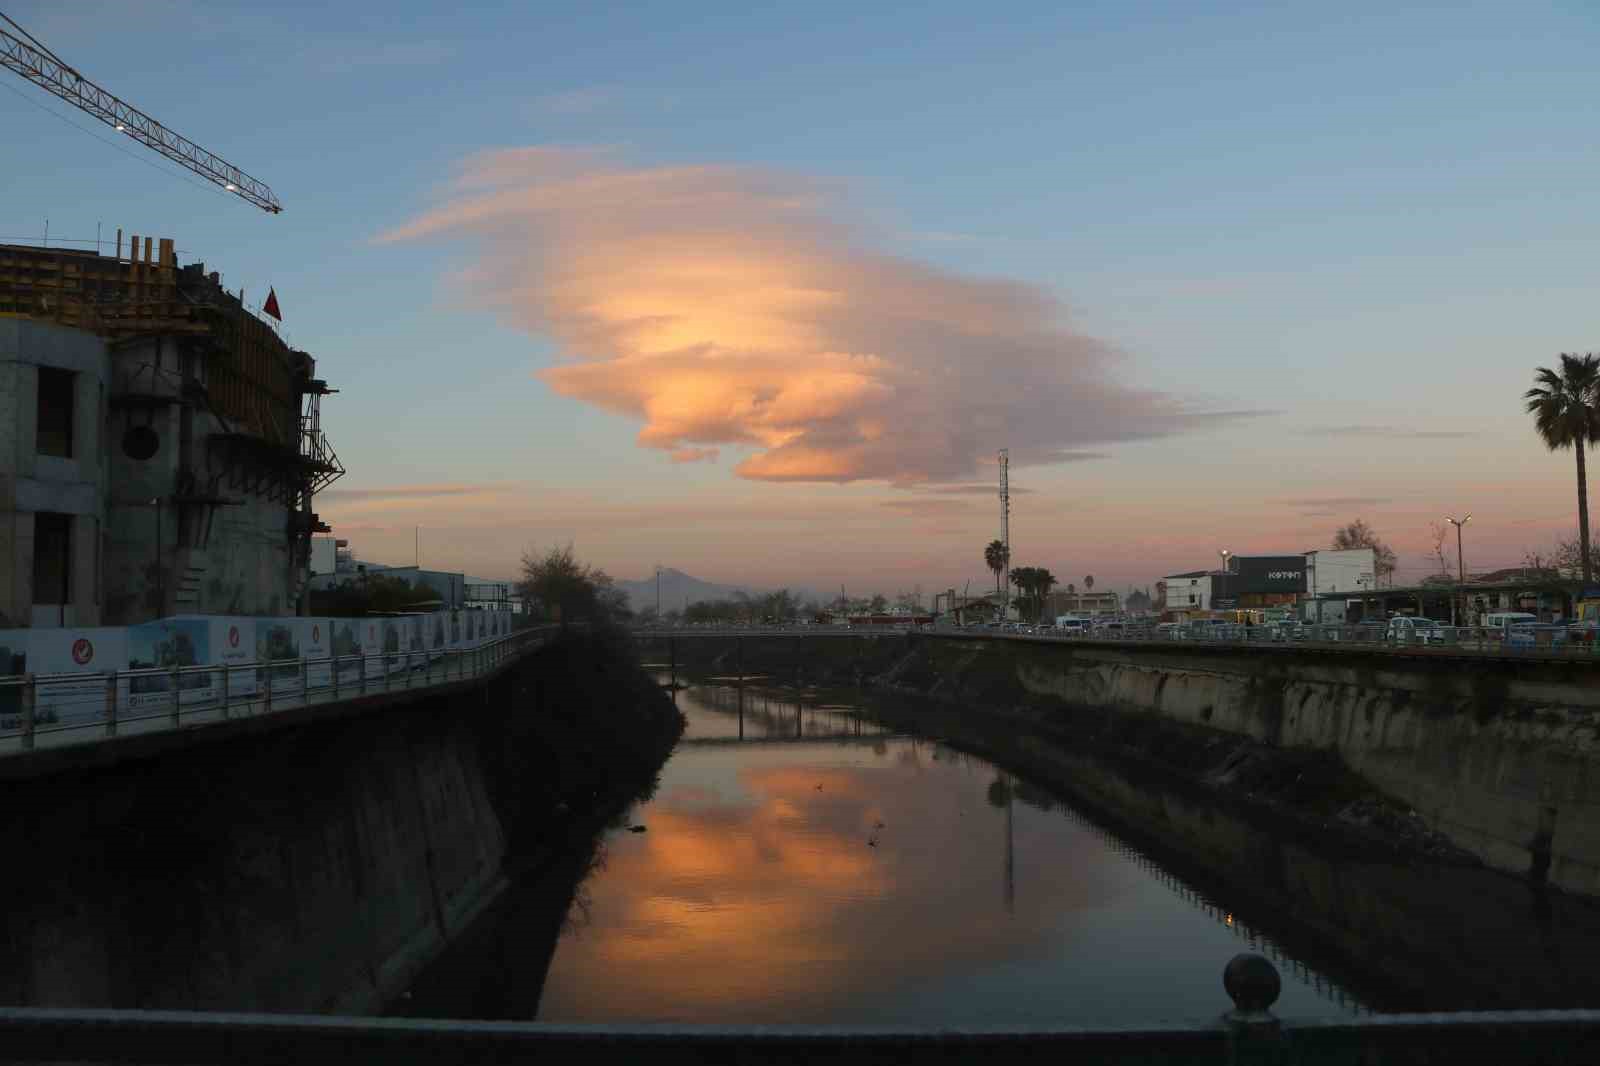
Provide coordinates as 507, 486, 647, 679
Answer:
1483, 612, 1537, 630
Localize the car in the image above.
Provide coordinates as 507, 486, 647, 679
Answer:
1507, 623, 1567, 649
1386, 616, 1445, 646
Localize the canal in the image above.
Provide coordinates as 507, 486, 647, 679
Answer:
407, 676, 1385, 1024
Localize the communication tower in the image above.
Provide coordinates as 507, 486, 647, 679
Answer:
999, 448, 1010, 620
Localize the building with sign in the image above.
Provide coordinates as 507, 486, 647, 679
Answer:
1211, 555, 1307, 611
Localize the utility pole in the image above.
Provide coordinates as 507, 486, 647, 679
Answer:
1446, 514, 1471, 625
656, 564, 662, 619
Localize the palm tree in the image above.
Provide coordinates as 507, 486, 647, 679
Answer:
984, 540, 1010, 596
1035, 568, 1057, 622
1084, 575, 1095, 595
1010, 566, 1035, 619
1526, 353, 1600, 584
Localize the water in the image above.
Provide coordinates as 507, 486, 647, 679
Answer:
532, 679, 1362, 1025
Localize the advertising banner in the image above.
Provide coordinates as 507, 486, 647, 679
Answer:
210, 617, 257, 702
378, 617, 406, 675
300, 618, 332, 692
331, 617, 366, 685
427, 610, 448, 661
19, 627, 129, 728
126, 617, 215, 713
255, 619, 303, 700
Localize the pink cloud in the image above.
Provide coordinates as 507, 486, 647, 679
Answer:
381, 148, 1242, 483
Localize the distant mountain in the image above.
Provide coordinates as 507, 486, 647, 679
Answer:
615, 567, 759, 613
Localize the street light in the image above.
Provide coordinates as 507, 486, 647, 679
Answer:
1446, 514, 1471, 625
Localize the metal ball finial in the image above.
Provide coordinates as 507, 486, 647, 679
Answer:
1223, 953, 1282, 1014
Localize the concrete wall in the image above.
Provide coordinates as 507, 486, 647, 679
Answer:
101, 337, 301, 623
0, 320, 110, 628
0, 699, 505, 1013
922, 637, 1600, 897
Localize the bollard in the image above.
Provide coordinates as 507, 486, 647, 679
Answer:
265, 662, 274, 713
169, 665, 181, 727
358, 654, 367, 695
301, 656, 309, 704
20, 674, 35, 751
332, 655, 340, 700
220, 663, 230, 720
1222, 953, 1286, 1065
105, 671, 118, 737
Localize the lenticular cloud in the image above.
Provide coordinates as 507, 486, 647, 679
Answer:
382, 147, 1212, 483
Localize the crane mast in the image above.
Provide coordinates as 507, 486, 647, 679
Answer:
0, 12, 282, 213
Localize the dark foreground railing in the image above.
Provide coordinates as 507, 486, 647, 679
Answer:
1, 955, 1595, 1065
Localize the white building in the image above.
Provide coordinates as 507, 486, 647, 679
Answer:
1161, 570, 1215, 614
1303, 548, 1376, 620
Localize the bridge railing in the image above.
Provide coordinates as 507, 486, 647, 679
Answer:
637, 622, 1600, 659
0, 626, 552, 759
0, 953, 1594, 1064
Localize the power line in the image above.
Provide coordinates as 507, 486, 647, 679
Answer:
0, 64, 238, 205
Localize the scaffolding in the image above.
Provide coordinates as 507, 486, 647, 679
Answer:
0, 235, 342, 555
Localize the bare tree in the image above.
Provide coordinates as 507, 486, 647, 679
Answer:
1333, 519, 1397, 586
1428, 521, 1454, 580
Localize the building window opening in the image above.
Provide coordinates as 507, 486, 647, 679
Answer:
32, 512, 73, 605
36, 367, 75, 458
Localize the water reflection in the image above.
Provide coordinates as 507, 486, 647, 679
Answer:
535, 681, 1361, 1025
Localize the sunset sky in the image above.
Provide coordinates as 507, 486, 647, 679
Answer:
6, 1, 1599, 595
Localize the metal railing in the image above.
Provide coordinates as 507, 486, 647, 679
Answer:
0, 627, 550, 758
637, 621, 1600, 660
0, 954, 1594, 1064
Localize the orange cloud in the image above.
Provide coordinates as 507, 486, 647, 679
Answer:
382, 148, 1231, 483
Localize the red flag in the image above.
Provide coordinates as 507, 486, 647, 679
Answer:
262, 287, 282, 321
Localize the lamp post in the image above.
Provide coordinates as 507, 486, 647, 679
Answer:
1446, 514, 1471, 626
1218, 549, 1231, 614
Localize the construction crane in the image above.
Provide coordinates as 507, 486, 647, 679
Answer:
0, 10, 282, 213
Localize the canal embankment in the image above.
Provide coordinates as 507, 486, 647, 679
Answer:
648, 632, 1600, 897
0, 627, 681, 1015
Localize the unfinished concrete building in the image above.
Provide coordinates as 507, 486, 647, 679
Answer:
0, 235, 340, 627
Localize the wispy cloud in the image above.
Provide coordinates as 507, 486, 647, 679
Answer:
320, 483, 506, 503
913, 483, 1036, 496
530, 86, 618, 115
1278, 496, 1393, 508
302, 40, 456, 74
880, 498, 976, 515
670, 446, 720, 464
381, 147, 1248, 484
1300, 425, 1475, 440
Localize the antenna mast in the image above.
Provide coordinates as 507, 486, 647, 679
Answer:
998, 448, 1010, 622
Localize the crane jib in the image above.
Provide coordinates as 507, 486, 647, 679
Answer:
0, 18, 282, 214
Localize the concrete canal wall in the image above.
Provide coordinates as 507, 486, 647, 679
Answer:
908, 636, 1600, 897
648, 632, 1600, 895
0, 631, 681, 1014
0, 695, 507, 1014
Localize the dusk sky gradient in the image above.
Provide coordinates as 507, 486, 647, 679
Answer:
6, 1, 1598, 595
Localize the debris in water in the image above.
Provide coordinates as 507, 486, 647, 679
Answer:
627, 825, 648, 833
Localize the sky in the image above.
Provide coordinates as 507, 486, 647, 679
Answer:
5, 1, 1599, 595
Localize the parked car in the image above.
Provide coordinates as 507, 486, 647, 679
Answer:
1507, 623, 1568, 649
1386, 616, 1445, 646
